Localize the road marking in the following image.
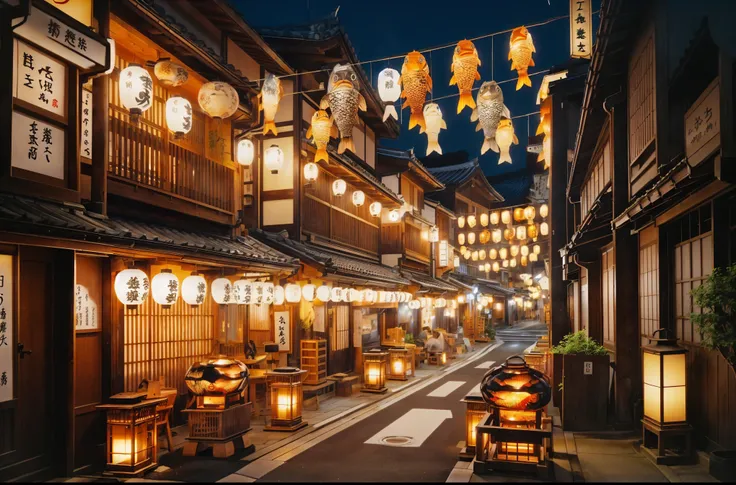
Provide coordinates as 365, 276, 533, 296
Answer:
427, 380, 466, 398
365, 408, 453, 448
474, 360, 496, 369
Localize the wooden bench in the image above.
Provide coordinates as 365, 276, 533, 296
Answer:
302, 380, 336, 411
328, 374, 360, 397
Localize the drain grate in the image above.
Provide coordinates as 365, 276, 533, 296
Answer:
381, 435, 413, 446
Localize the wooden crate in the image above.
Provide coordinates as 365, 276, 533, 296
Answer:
184, 402, 252, 442
301, 339, 327, 385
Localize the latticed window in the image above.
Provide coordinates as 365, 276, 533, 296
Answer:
601, 245, 616, 347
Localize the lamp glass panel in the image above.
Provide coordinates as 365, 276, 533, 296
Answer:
663, 386, 687, 423
663, 353, 686, 387
644, 383, 661, 422
642, 351, 661, 387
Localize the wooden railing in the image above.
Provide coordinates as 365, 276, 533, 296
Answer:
108, 115, 235, 213
303, 192, 380, 255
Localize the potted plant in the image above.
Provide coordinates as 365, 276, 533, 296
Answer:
551, 331, 609, 431
691, 265, 736, 481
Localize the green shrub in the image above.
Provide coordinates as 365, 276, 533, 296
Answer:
550, 330, 607, 356
484, 321, 496, 340
691, 265, 736, 373
404, 333, 415, 344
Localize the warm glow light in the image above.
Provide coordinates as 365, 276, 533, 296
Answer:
472, 250, 479, 261
527, 223, 538, 239
499, 248, 508, 260
302, 284, 316, 302
211, 277, 233, 304
501, 210, 511, 224
304, 162, 319, 182
265, 145, 284, 174
165, 96, 193, 138
479, 229, 491, 244
467, 214, 477, 228
429, 226, 439, 243
539, 204, 549, 218
513, 207, 525, 222
530, 253, 538, 262
493, 262, 500, 272
643, 335, 688, 425
504, 228, 515, 241
510, 245, 519, 257
115, 269, 150, 306
524, 206, 536, 222
484, 263, 491, 272
389, 209, 401, 222
492, 230, 502, 243
479, 249, 487, 260
467, 232, 476, 245
352, 190, 366, 207
369, 201, 382, 217
111, 424, 149, 466
330, 287, 344, 303
457, 295, 466, 304
510, 258, 517, 268
540, 222, 549, 236
458, 233, 466, 245
521, 245, 529, 256
480, 213, 489, 227
316, 284, 331, 302
490, 212, 500, 225
119, 64, 153, 120
503, 259, 509, 268
273, 285, 285, 305
533, 244, 541, 254
521, 255, 528, 266
198, 81, 239, 119
285, 283, 301, 303
237, 138, 254, 166
151, 270, 179, 306
489, 248, 498, 260
182, 274, 207, 305
458, 216, 466, 228
516, 225, 527, 241
332, 179, 347, 196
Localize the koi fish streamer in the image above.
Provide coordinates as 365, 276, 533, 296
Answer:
401, 51, 433, 132
259, 72, 283, 136
450, 40, 481, 114
421, 103, 447, 156
320, 64, 367, 154
495, 118, 518, 164
509, 26, 536, 90
471, 81, 510, 155
306, 110, 338, 163
536, 98, 551, 167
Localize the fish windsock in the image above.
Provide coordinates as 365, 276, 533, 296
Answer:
320, 64, 367, 154
495, 117, 518, 164
509, 26, 536, 91
450, 40, 481, 114
306, 110, 338, 163
401, 51, 432, 132
472, 81, 510, 155
422, 103, 447, 156
378, 68, 402, 122
259, 72, 283, 136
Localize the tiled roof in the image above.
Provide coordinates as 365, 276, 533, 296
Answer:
427, 160, 478, 186
0, 194, 296, 267
401, 269, 459, 293
250, 229, 411, 286
486, 171, 533, 206
376, 147, 445, 191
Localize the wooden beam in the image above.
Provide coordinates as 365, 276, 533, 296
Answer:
654, 179, 730, 226
91, 0, 110, 215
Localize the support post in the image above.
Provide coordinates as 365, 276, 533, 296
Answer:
90, 0, 110, 215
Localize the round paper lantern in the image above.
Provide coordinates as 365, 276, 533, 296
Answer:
492, 230, 502, 243
513, 207, 525, 222
115, 268, 150, 306
540, 222, 549, 236
463, 250, 471, 260
151, 269, 180, 307
472, 250, 479, 261
479, 249, 487, 260
510, 245, 519, 257
524, 206, 536, 222
302, 284, 316, 302
504, 228, 515, 241
467, 232, 476, 245
484, 263, 491, 273
521, 245, 530, 256
262, 282, 275, 305
458, 233, 466, 245
539, 204, 549, 219
479, 229, 491, 244
264, 145, 284, 174
521, 255, 528, 267
499, 247, 508, 260
480, 213, 489, 227
212, 277, 233, 304
493, 262, 500, 272
316, 284, 331, 302
530, 252, 538, 262
346, 288, 360, 302
352, 190, 366, 207
490, 212, 500, 225
304, 162, 319, 182
527, 223, 538, 239
285, 283, 302, 303
165, 96, 193, 139
153, 59, 188, 87
332, 179, 347, 197
369, 201, 382, 217
501, 210, 511, 224
330, 287, 344, 303
273, 285, 285, 305
182, 274, 207, 305
489, 248, 498, 260
389, 209, 401, 222
467, 215, 477, 228
502, 259, 509, 268
237, 138, 254, 166
457, 216, 466, 229
233, 279, 253, 304
457, 294, 466, 304
533, 244, 541, 254
516, 225, 527, 241
510, 257, 517, 268
362, 289, 377, 303
119, 64, 153, 119
198, 81, 239, 119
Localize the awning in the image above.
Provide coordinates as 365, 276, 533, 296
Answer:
564, 191, 613, 253
441, 272, 514, 298
401, 269, 459, 293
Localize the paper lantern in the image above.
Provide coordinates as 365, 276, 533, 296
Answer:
501, 210, 511, 224
492, 262, 500, 272
539, 204, 549, 218
492, 229, 502, 243
377, 68, 401, 121
369, 201, 382, 217
332, 179, 347, 197
467, 215, 477, 228
165, 96, 193, 139
273, 285, 285, 305
521, 255, 528, 266
233, 279, 253, 304
463, 250, 471, 260
198, 81, 239, 119
429, 226, 439, 243
516, 225, 527, 241
285, 283, 302, 303
182, 274, 207, 305
533, 244, 541, 254
389, 209, 401, 222
454, 255, 460, 266
489, 249, 498, 260
153, 59, 188, 87
115, 269, 149, 306
540, 222, 549, 236
316, 284, 331, 302
363, 350, 388, 392
480, 213, 489, 227
262, 282, 275, 305
510, 245, 519, 257
351, 190, 366, 207
513, 207, 525, 222
484, 263, 491, 273
524, 206, 536, 222
458, 216, 466, 229
499, 247, 508, 260
479, 249, 487, 260
502, 259, 509, 268
472, 251, 479, 261
119, 64, 153, 120
458, 233, 466, 245
301, 284, 316, 302
211, 278, 233, 304
521, 245, 530, 256
304, 162, 319, 183
330, 287, 344, 303
362, 289, 377, 303
151, 269, 179, 307
479, 230, 491, 245
510, 258, 517, 268
467, 232, 476, 245
457, 295, 466, 304
530, 253, 538, 262
527, 223, 538, 239
264, 145, 284, 174
504, 228, 515, 241
237, 139, 254, 166
490, 212, 500, 225
348, 288, 361, 303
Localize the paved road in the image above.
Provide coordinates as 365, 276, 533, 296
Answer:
259, 323, 545, 482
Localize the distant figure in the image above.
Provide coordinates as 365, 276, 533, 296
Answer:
425, 330, 443, 353
245, 340, 257, 360
417, 326, 431, 347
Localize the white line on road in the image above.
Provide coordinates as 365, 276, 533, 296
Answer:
427, 381, 466, 398
365, 408, 453, 448
474, 360, 496, 369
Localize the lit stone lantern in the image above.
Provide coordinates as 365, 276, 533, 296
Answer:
362, 350, 388, 393
265, 368, 308, 431
237, 138, 254, 166
387, 348, 411, 381
641, 329, 692, 464
459, 391, 489, 460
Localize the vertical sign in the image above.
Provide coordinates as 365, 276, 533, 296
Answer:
685, 79, 720, 167
275, 310, 290, 352
11, 111, 65, 179
584, 361, 593, 375
0, 255, 13, 403
75, 284, 98, 331
570, 0, 592, 59
313, 305, 325, 333
439, 240, 449, 267
13, 39, 67, 117
80, 89, 92, 159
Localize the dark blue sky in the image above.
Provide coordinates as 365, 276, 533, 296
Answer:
235, 0, 599, 176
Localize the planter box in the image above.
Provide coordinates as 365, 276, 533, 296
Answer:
562, 354, 610, 431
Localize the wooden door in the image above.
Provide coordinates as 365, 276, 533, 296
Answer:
327, 304, 351, 375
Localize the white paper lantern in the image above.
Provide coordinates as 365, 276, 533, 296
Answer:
151, 269, 179, 307
352, 190, 366, 207
304, 162, 319, 183
302, 284, 316, 302
458, 233, 466, 245
490, 212, 500, 225
492, 229, 502, 243
182, 274, 207, 305
457, 216, 466, 229
539, 204, 549, 218
530, 252, 539, 262
467, 214, 477, 228
212, 277, 233, 304
237, 139, 254, 166
119, 64, 153, 120
510, 245, 519, 257
362, 289, 377, 303
236, 280, 254, 304
516, 225, 527, 241
333, 179, 347, 197
510, 258, 517, 268
500, 248, 508, 260
489, 248, 498, 260
316, 284, 331, 302
467, 232, 476, 245
165, 96, 193, 139
263, 282, 275, 304
369, 201, 382, 217
251, 281, 264, 304
198, 81, 239, 119
502, 259, 509, 268
115, 268, 149, 306
501, 210, 511, 224
273, 285, 285, 305
389, 209, 400, 222
377, 68, 401, 121
479, 249, 487, 260
533, 244, 541, 254
480, 213, 489, 227
484, 263, 491, 272
265, 145, 284, 174
521, 245, 530, 256
285, 283, 302, 303
153, 59, 188, 87
346, 288, 360, 302
330, 287, 344, 302
493, 262, 500, 272
540, 222, 549, 236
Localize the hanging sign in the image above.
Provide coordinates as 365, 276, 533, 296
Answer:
0, 255, 13, 403
12, 110, 65, 179
274, 310, 291, 352
13, 39, 67, 118
439, 240, 449, 267
685, 79, 720, 167
80, 89, 92, 159
75, 284, 98, 330
570, 0, 592, 59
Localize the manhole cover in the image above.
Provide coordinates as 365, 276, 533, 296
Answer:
381, 435, 413, 446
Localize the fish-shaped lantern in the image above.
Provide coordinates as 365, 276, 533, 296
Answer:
259, 72, 283, 136
495, 117, 518, 164
422, 103, 447, 156
509, 26, 536, 90
450, 40, 481, 114
401, 51, 433, 132
378, 68, 402, 122
306, 110, 338, 163
320, 64, 367, 154
471, 81, 510, 155
537, 98, 551, 166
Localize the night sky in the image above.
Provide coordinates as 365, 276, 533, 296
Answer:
234, 0, 600, 177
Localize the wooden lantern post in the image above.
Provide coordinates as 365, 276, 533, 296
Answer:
387, 347, 411, 381
459, 391, 489, 461
264, 368, 308, 432
362, 350, 388, 393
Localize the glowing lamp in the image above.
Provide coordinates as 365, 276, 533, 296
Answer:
533, 244, 541, 254
458, 233, 466, 245
273, 285, 285, 305
151, 269, 179, 307
499, 248, 508, 260
181, 274, 207, 305
479, 249, 487, 260
352, 190, 366, 207
119, 64, 153, 122
521, 245, 530, 256
115, 269, 150, 306
539, 204, 549, 218
513, 207, 525, 222
285, 283, 302, 303
479, 229, 491, 245
490, 212, 500, 225
458, 216, 466, 229
389, 209, 401, 222
527, 223, 538, 240
454, 255, 461, 266
480, 213, 489, 227
510, 245, 519, 257
332, 179, 347, 197
378, 68, 401, 121
387, 348, 411, 381
524, 206, 536, 222
362, 289, 377, 303
265, 368, 308, 431
346, 288, 360, 303
165, 96, 193, 139
643, 329, 688, 426
504, 228, 515, 241
540, 222, 549, 236
301, 284, 316, 302
211, 278, 233, 305
369, 201, 382, 217
484, 263, 491, 273
492, 262, 500, 272
304, 162, 319, 183
330, 287, 344, 303
237, 139, 254, 166
502, 259, 509, 268
467, 232, 476, 245
467, 214, 477, 228
510, 258, 517, 268
521, 255, 528, 266
516, 225, 527, 241
472, 251, 479, 261
464, 250, 471, 260
198, 81, 239, 120
97, 399, 159, 475
530, 253, 538, 262
264, 145, 284, 174
362, 351, 388, 393
492, 230, 502, 243
489, 249, 498, 260
429, 226, 439, 243
501, 210, 511, 224
316, 284, 331, 302
457, 295, 466, 304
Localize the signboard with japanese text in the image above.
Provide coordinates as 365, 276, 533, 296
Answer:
11, 111, 65, 179
570, 0, 592, 59
75, 284, 98, 331
313, 305, 325, 333
0, 255, 13, 403
80, 89, 92, 159
12, 39, 66, 118
275, 310, 291, 352
685, 79, 720, 167
439, 240, 449, 267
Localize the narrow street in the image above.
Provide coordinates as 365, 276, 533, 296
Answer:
256, 323, 546, 483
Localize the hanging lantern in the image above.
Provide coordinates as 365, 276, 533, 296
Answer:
369, 201, 382, 217
463, 250, 471, 260
479, 229, 491, 245
198, 81, 239, 120
502, 259, 509, 268
513, 207, 525, 222
352, 190, 366, 207
530, 252, 538, 262
467, 214, 477, 228
539, 204, 549, 219
362, 289, 377, 303
304, 162, 319, 183
492, 262, 500, 272
182, 274, 207, 306
151, 269, 179, 307
237, 139, 255, 166
479, 249, 487, 261
499, 247, 508, 260
527, 223, 538, 240
525, 278, 533, 286
489, 248, 498, 260
516, 225, 527, 241
330, 287, 344, 303
467, 232, 476, 245
533, 244, 541, 254
153, 58, 189, 87
165, 96, 193, 139
480, 213, 489, 227
492, 229, 502, 243
119, 64, 153, 122
540, 222, 549, 236
211, 277, 233, 304
521, 255, 528, 266
484, 263, 491, 273
233, 279, 251, 305
458, 216, 466, 229
490, 211, 500, 225
285, 283, 302, 303
460, 245, 467, 254
521, 245, 530, 256
524, 205, 536, 222
273, 285, 285, 305
332, 179, 347, 197
377, 68, 402, 121
316, 284, 331, 302
501, 210, 511, 224
429, 226, 439, 243
510, 257, 517, 268
114, 269, 150, 306
504, 228, 515, 241
302, 284, 316, 302
471, 251, 479, 261
388, 209, 401, 222
457, 294, 466, 304
264, 145, 284, 174
458, 233, 466, 245
510, 245, 519, 257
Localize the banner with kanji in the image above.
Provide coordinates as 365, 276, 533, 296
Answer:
275, 310, 291, 352
570, 0, 592, 59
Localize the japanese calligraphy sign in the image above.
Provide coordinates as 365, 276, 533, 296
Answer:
12, 39, 67, 118
12, 111, 65, 179
439, 240, 449, 267
80, 89, 92, 159
570, 0, 592, 59
0, 255, 13, 403
685, 79, 720, 167
274, 310, 291, 352
75, 284, 98, 331
313, 305, 325, 333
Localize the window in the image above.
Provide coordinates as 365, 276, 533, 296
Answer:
628, 30, 656, 163
581, 267, 589, 334
639, 242, 659, 342
332, 304, 350, 351
580, 141, 611, 222
601, 246, 616, 346
401, 176, 424, 212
